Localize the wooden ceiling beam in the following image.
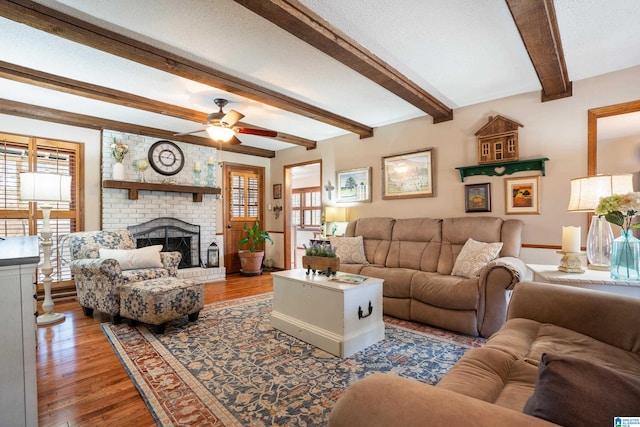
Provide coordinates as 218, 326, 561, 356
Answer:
0, 0, 372, 138
233, 0, 453, 124
0, 61, 316, 150
506, 0, 572, 102
0, 99, 276, 158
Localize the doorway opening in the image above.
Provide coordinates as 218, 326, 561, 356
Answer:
283, 161, 322, 270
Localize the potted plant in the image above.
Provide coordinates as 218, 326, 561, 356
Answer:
302, 241, 340, 276
238, 221, 273, 276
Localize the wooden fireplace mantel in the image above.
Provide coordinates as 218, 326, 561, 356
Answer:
103, 180, 221, 202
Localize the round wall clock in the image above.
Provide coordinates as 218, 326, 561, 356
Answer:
148, 140, 185, 176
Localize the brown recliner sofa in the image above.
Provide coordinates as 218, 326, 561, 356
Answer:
338, 216, 525, 337
328, 282, 640, 426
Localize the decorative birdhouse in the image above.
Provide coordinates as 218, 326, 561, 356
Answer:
475, 115, 524, 164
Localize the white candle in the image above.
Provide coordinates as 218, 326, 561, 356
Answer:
194, 162, 201, 172
207, 156, 214, 165
562, 226, 580, 253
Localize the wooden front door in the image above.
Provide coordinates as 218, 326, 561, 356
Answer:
223, 163, 265, 274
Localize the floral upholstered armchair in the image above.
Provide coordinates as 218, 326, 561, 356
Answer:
68, 230, 181, 323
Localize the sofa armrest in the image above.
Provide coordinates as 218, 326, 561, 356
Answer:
160, 251, 182, 277
70, 258, 124, 315
327, 373, 556, 427
508, 281, 640, 353
477, 256, 526, 337
482, 256, 526, 290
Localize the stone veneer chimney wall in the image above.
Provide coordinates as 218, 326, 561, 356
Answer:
101, 131, 224, 283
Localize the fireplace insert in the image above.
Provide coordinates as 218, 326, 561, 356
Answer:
127, 217, 201, 269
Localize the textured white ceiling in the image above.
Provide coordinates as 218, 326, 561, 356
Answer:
2, 0, 639, 152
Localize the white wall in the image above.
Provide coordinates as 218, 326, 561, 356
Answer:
267, 66, 640, 268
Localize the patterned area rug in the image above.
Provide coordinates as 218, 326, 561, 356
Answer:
102, 293, 485, 426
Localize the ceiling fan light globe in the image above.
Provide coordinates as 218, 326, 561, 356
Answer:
206, 125, 235, 142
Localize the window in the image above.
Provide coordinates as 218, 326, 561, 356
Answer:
507, 137, 516, 153
0, 133, 82, 287
230, 171, 259, 220
292, 187, 321, 228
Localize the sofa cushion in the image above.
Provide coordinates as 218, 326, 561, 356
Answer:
436, 346, 536, 410
451, 238, 503, 279
523, 353, 640, 427
411, 273, 479, 309
330, 236, 368, 264
438, 217, 505, 275
346, 217, 394, 265
99, 245, 163, 270
386, 218, 442, 271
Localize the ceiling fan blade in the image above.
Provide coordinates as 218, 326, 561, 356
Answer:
174, 128, 207, 136
221, 110, 244, 127
228, 135, 242, 145
235, 127, 278, 138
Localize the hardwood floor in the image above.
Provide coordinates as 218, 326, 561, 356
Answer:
36, 273, 274, 427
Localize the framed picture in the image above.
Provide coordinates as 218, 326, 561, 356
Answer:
382, 148, 435, 199
505, 175, 541, 214
273, 183, 282, 199
465, 183, 491, 213
336, 167, 372, 203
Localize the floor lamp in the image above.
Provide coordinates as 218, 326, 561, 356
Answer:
20, 172, 72, 326
567, 174, 634, 270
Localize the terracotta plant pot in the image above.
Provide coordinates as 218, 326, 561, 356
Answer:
238, 250, 264, 276
302, 255, 340, 275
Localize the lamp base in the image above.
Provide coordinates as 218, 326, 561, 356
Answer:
37, 312, 65, 326
557, 251, 586, 273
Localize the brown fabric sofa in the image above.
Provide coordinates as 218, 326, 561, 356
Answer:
339, 216, 525, 337
328, 282, 640, 426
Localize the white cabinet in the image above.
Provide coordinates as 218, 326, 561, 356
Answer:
0, 236, 39, 427
271, 270, 384, 358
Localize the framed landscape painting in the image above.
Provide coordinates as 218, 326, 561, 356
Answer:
336, 167, 372, 203
382, 148, 435, 199
465, 183, 491, 213
505, 175, 540, 214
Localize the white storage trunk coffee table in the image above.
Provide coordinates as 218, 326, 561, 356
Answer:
271, 269, 385, 358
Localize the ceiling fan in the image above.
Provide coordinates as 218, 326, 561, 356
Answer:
176, 98, 278, 144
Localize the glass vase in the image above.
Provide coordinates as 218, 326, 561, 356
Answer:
610, 229, 640, 281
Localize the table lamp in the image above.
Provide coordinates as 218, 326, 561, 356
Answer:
20, 172, 72, 325
567, 174, 633, 270
324, 206, 348, 236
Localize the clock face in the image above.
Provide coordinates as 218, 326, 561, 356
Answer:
148, 140, 185, 176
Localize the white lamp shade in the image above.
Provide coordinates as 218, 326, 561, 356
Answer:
567, 174, 634, 212
206, 125, 235, 142
20, 172, 71, 203
324, 207, 348, 222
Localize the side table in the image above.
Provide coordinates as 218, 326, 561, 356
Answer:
526, 264, 640, 299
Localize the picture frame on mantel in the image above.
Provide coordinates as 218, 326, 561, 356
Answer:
382, 148, 435, 199
505, 175, 540, 214
336, 167, 372, 203
273, 183, 282, 200
465, 183, 491, 213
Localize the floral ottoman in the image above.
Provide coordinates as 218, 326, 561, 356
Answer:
119, 277, 204, 333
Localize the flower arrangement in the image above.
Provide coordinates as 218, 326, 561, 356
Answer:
303, 241, 337, 257
595, 192, 640, 233
110, 140, 129, 163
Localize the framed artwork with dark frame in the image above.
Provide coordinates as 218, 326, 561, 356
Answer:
336, 167, 372, 203
381, 148, 435, 199
505, 175, 541, 214
464, 183, 491, 213
273, 183, 282, 200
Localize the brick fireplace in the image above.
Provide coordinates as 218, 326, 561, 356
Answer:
101, 131, 224, 283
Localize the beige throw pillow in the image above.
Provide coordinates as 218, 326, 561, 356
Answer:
330, 236, 369, 264
451, 238, 503, 278
99, 245, 164, 270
